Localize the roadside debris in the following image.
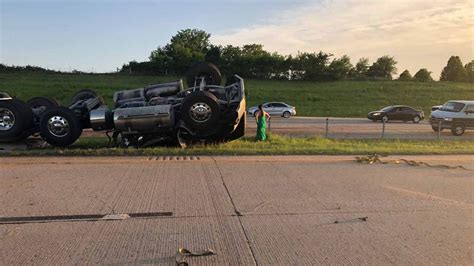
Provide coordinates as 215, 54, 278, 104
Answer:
234, 201, 271, 216
176, 248, 216, 265
355, 154, 473, 171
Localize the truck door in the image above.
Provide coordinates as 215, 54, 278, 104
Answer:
465, 105, 474, 127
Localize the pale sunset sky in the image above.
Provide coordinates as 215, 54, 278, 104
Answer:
1, 0, 473, 79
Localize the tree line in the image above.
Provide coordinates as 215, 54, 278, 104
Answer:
0, 64, 60, 74
120, 29, 473, 82
398, 56, 473, 82
1, 28, 471, 83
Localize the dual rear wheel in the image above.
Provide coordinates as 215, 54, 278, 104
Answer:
0, 99, 34, 141
0, 98, 82, 146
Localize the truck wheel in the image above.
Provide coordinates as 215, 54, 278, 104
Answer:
71, 89, 97, 103
176, 128, 193, 148
27, 96, 60, 111
185, 62, 222, 88
226, 113, 246, 141
431, 126, 442, 132
181, 91, 220, 130
451, 125, 465, 136
0, 99, 34, 139
40, 107, 82, 147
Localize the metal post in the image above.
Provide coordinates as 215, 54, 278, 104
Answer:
325, 118, 329, 138
382, 120, 386, 139
438, 121, 441, 140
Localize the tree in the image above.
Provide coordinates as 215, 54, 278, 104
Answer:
413, 68, 433, 82
328, 55, 353, 80
398, 70, 413, 81
291, 51, 332, 80
205, 45, 221, 65
354, 58, 369, 77
367, 55, 397, 80
465, 60, 474, 83
149, 29, 211, 74
149, 47, 171, 74
440, 56, 467, 82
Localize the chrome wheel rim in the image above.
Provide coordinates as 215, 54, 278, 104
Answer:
414, 116, 420, 122
382, 116, 388, 122
47, 116, 70, 137
0, 108, 15, 131
189, 102, 211, 123
455, 127, 463, 134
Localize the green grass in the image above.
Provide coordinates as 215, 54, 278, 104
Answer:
1, 72, 473, 117
246, 79, 474, 116
6, 134, 474, 156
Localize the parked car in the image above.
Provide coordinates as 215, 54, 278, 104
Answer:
430, 100, 474, 136
367, 105, 425, 123
0, 62, 246, 147
248, 102, 296, 118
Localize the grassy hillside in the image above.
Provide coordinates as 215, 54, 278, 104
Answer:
1, 73, 473, 117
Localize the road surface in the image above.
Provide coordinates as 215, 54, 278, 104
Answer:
1, 155, 473, 265
246, 116, 474, 140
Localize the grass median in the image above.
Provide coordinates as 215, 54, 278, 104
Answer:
6, 134, 474, 156
2, 72, 473, 117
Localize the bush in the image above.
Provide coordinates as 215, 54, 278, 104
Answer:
413, 69, 433, 82
398, 70, 413, 81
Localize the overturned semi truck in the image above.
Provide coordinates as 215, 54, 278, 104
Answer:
0, 62, 246, 147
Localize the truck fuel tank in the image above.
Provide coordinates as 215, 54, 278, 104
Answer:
113, 105, 173, 133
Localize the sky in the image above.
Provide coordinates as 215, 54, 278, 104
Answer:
1, 0, 473, 79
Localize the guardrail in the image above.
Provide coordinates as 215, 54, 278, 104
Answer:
247, 116, 468, 140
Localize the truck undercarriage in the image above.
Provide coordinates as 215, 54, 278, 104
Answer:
0, 62, 246, 147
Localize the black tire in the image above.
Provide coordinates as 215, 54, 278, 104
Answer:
176, 128, 193, 148
185, 62, 222, 88
27, 97, 60, 110
283, 111, 291, 118
180, 91, 220, 130
431, 126, 442, 132
451, 125, 465, 136
40, 107, 82, 147
71, 89, 97, 103
226, 113, 246, 141
381, 115, 389, 123
412, 115, 421, 123
0, 99, 34, 139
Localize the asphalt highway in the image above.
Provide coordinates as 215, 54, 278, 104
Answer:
1, 155, 472, 265
246, 116, 474, 140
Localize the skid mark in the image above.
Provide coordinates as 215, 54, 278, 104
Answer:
382, 185, 473, 206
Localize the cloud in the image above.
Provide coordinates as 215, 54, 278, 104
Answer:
212, 0, 474, 79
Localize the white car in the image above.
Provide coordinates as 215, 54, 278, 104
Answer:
248, 102, 296, 118
430, 100, 474, 135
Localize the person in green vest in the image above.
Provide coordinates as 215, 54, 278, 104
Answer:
255, 104, 271, 141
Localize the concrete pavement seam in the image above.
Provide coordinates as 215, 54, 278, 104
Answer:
211, 157, 259, 266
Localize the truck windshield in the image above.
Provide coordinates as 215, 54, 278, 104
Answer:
441, 102, 465, 112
